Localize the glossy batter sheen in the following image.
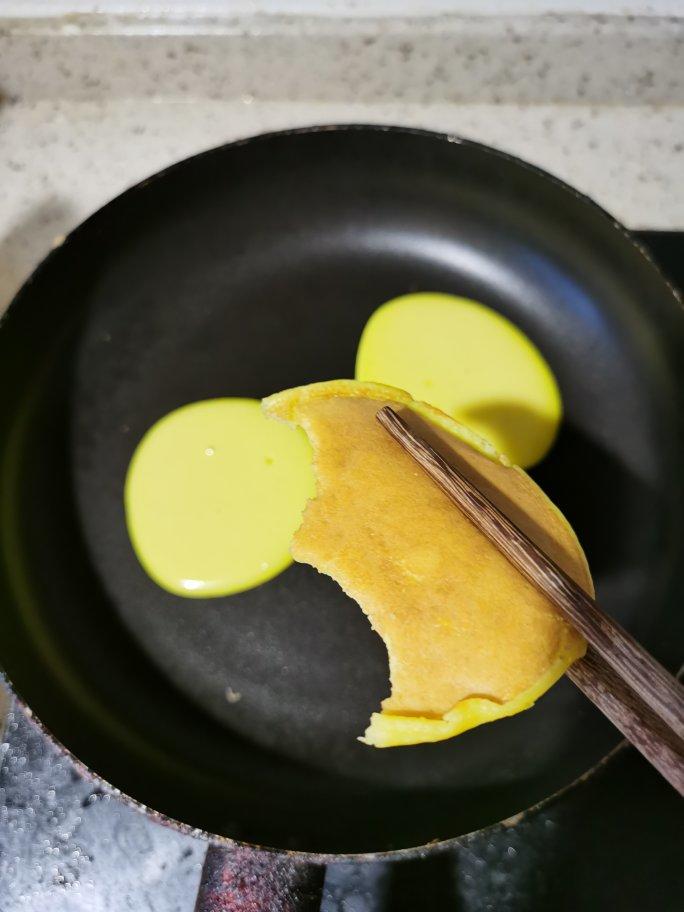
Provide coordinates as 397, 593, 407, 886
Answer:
125, 398, 315, 597
264, 380, 591, 747
355, 293, 562, 467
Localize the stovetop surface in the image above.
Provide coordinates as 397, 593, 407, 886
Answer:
1, 232, 682, 911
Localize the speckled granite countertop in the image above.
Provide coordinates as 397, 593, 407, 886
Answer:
0, 10, 683, 911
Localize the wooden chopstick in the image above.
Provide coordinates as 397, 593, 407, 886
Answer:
377, 405, 684, 794
566, 648, 684, 794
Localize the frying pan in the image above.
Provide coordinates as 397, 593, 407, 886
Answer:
1, 125, 682, 909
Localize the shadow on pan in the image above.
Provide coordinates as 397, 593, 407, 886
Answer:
0, 126, 682, 854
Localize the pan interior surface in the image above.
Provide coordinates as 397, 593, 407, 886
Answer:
0, 127, 682, 854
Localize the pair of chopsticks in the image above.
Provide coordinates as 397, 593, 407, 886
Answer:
377, 406, 684, 794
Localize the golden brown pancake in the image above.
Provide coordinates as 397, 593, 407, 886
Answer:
264, 380, 591, 747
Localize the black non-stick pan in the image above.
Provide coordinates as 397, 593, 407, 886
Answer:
1, 126, 682, 909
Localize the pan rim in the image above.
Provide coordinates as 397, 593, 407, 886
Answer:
0, 122, 681, 858
2, 680, 627, 862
